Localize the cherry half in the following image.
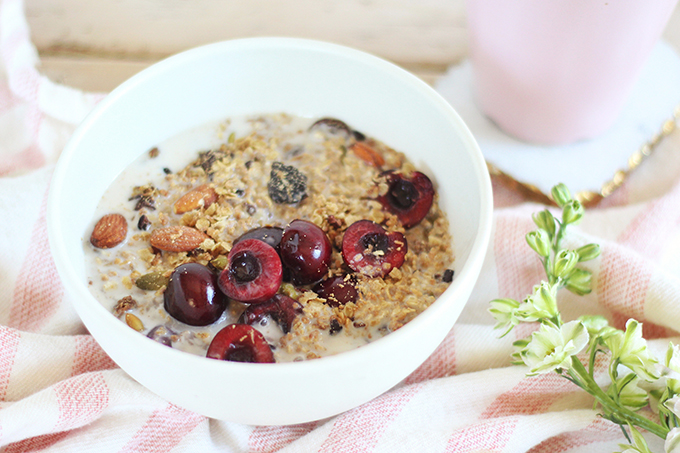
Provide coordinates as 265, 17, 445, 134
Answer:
164, 263, 227, 326
313, 275, 358, 307
341, 220, 407, 278
218, 239, 283, 303
280, 219, 332, 285
239, 294, 303, 334
377, 171, 434, 228
206, 324, 275, 363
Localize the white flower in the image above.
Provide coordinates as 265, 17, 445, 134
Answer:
516, 282, 558, 322
521, 320, 589, 376
665, 396, 680, 419
666, 427, 680, 453
489, 298, 520, 337
604, 319, 659, 382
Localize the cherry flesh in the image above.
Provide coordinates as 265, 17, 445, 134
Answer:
164, 263, 227, 326
218, 239, 283, 303
239, 294, 303, 334
280, 219, 332, 285
206, 324, 275, 363
377, 171, 434, 228
341, 220, 407, 278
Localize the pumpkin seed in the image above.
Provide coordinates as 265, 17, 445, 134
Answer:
210, 255, 228, 271
125, 313, 144, 332
135, 272, 169, 290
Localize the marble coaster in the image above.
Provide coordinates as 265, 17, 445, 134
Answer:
434, 41, 680, 203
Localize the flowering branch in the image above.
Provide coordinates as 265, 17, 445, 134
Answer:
489, 184, 680, 453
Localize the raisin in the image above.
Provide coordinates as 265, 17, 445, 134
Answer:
329, 318, 343, 335
134, 195, 155, 211
442, 269, 454, 283
268, 162, 307, 204
137, 214, 151, 231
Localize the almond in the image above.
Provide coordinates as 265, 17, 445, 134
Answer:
90, 213, 128, 249
150, 225, 209, 252
173, 184, 218, 214
349, 142, 385, 168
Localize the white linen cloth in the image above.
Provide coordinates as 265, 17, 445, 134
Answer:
2, 0, 680, 451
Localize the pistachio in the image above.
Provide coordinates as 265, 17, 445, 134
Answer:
209, 255, 228, 271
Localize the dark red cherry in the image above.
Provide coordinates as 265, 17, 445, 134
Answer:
313, 275, 358, 307
341, 220, 407, 278
218, 239, 282, 303
206, 324, 274, 363
234, 226, 284, 250
280, 219, 332, 285
377, 171, 434, 228
164, 263, 227, 326
239, 294, 303, 334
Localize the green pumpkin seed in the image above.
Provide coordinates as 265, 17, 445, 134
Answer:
210, 255, 228, 271
135, 272, 169, 291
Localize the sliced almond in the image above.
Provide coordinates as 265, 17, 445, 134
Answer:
173, 184, 218, 214
349, 142, 385, 168
150, 225, 209, 252
90, 213, 128, 249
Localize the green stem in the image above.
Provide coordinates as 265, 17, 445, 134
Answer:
568, 357, 668, 439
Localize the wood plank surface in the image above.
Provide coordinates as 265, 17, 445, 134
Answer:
27, 0, 680, 93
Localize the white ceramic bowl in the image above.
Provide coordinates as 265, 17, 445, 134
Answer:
47, 37, 493, 425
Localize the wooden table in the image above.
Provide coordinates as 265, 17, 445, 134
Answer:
29, 0, 680, 92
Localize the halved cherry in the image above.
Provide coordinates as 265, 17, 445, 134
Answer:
218, 239, 282, 303
206, 324, 274, 363
377, 171, 434, 228
239, 294, 303, 334
341, 220, 407, 278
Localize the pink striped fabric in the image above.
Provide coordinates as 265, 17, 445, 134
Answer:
1, 0, 679, 451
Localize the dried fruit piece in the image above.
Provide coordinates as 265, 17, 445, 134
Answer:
239, 294, 303, 334
377, 171, 434, 228
113, 295, 137, 317
135, 272, 169, 291
341, 220, 407, 278
90, 213, 128, 249
268, 162, 307, 204
150, 225, 208, 252
137, 214, 151, 231
125, 313, 144, 332
173, 184, 218, 214
349, 142, 384, 168
207, 324, 275, 363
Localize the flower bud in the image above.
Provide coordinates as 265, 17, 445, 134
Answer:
551, 183, 572, 207
578, 315, 609, 336
532, 210, 556, 238
576, 243, 600, 262
526, 230, 551, 257
553, 250, 579, 278
565, 268, 592, 295
562, 200, 584, 225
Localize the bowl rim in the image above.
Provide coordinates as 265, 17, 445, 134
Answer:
47, 36, 494, 373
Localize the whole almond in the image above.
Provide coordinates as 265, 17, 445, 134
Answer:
90, 213, 128, 249
349, 142, 385, 168
150, 225, 208, 252
173, 184, 218, 214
